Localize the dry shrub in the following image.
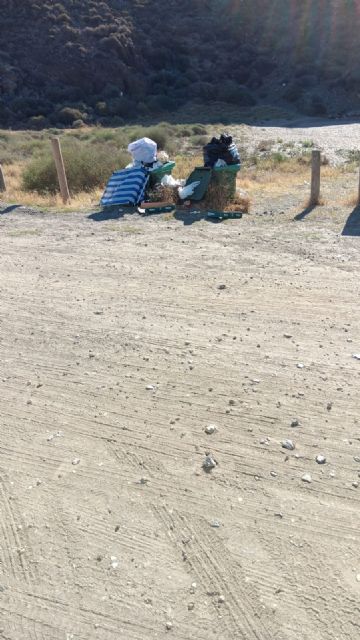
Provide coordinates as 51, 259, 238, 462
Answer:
145, 184, 179, 205
22, 138, 128, 194
173, 155, 202, 179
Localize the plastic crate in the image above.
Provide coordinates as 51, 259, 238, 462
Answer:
149, 161, 176, 186
212, 163, 241, 199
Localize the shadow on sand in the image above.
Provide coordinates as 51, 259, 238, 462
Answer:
342, 206, 360, 237
87, 206, 135, 222
173, 209, 219, 226
293, 204, 317, 222
0, 204, 22, 215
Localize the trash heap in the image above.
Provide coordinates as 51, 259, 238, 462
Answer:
100, 133, 242, 218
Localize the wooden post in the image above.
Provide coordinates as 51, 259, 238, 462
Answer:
51, 137, 70, 204
0, 164, 6, 192
310, 150, 321, 206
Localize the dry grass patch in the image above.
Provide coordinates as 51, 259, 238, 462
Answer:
2, 162, 102, 211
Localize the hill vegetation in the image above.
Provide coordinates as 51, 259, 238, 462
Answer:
1, 0, 360, 128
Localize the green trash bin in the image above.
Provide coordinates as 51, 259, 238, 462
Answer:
212, 163, 241, 200
149, 161, 176, 188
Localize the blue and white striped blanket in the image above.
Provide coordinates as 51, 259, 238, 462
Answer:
100, 167, 149, 207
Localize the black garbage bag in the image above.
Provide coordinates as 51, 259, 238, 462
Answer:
203, 133, 240, 168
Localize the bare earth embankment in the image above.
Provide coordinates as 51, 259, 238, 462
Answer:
0, 180, 359, 640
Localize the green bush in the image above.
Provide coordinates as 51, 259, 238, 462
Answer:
57, 107, 84, 125
22, 138, 129, 194
192, 125, 207, 135
144, 126, 169, 150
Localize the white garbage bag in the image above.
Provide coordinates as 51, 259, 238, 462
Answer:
178, 181, 201, 200
161, 174, 185, 187
128, 137, 157, 164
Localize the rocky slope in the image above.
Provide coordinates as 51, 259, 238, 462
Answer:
1, 0, 360, 128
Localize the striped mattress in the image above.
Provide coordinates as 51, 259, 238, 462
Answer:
100, 167, 149, 207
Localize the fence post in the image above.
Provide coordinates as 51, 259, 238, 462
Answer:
310, 150, 321, 206
0, 164, 6, 192
51, 137, 70, 204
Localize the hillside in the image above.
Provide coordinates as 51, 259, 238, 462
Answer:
1, 0, 360, 128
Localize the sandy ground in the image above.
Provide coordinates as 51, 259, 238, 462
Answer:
0, 188, 360, 640
237, 118, 360, 164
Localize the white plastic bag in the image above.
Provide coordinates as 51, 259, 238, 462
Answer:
178, 181, 201, 200
128, 137, 157, 164
161, 174, 185, 187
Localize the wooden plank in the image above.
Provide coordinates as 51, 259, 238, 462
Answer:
51, 137, 70, 204
310, 150, 321, 206
0, 164, 6, 192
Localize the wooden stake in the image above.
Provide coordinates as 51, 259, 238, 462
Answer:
51, 137, 70, 204
310, 150, 321, 206
0, 164, 6, 192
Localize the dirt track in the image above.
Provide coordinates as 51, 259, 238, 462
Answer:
0, 201, 360, 639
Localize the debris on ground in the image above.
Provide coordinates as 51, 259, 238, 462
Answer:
282, 440, 295, 451
302, 473, 312, 483
205, 424, 217, 435
203, 455, 217, 472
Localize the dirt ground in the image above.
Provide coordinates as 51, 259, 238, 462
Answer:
238, 118, 360, 165
0, 179, 360, 640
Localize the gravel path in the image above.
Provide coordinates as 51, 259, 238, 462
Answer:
0, 201, 359, 639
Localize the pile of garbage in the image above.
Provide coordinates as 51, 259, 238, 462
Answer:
126, 136, 200, 202
100, 133, 241, 214
203, 133, 241, 168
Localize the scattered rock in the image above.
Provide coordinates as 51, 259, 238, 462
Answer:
205, 424, 217, 435
188, 602, 195, 611
302, 473, 312, 483
110, 556, 119, 569
72, 458, 80, 465
210, 519, 221, 528
146, 385, 155, 390
284, 334, 292, 339
165, 621, 173, 631
274, 512, 283, 519
218, 595, 225, 603
316, 455, 326, 464
270, 471, 278, 477
203, 455, 217, 472
326, 402, 333, 411
297, 363, 305, 369
190, 582, 197, 594
354, 456, 360, 463
352, 481, 359, 488
352, 354, 360, 360
282, 439, 295, 451
218, 284, 226, 290
291, 420, 300, 428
